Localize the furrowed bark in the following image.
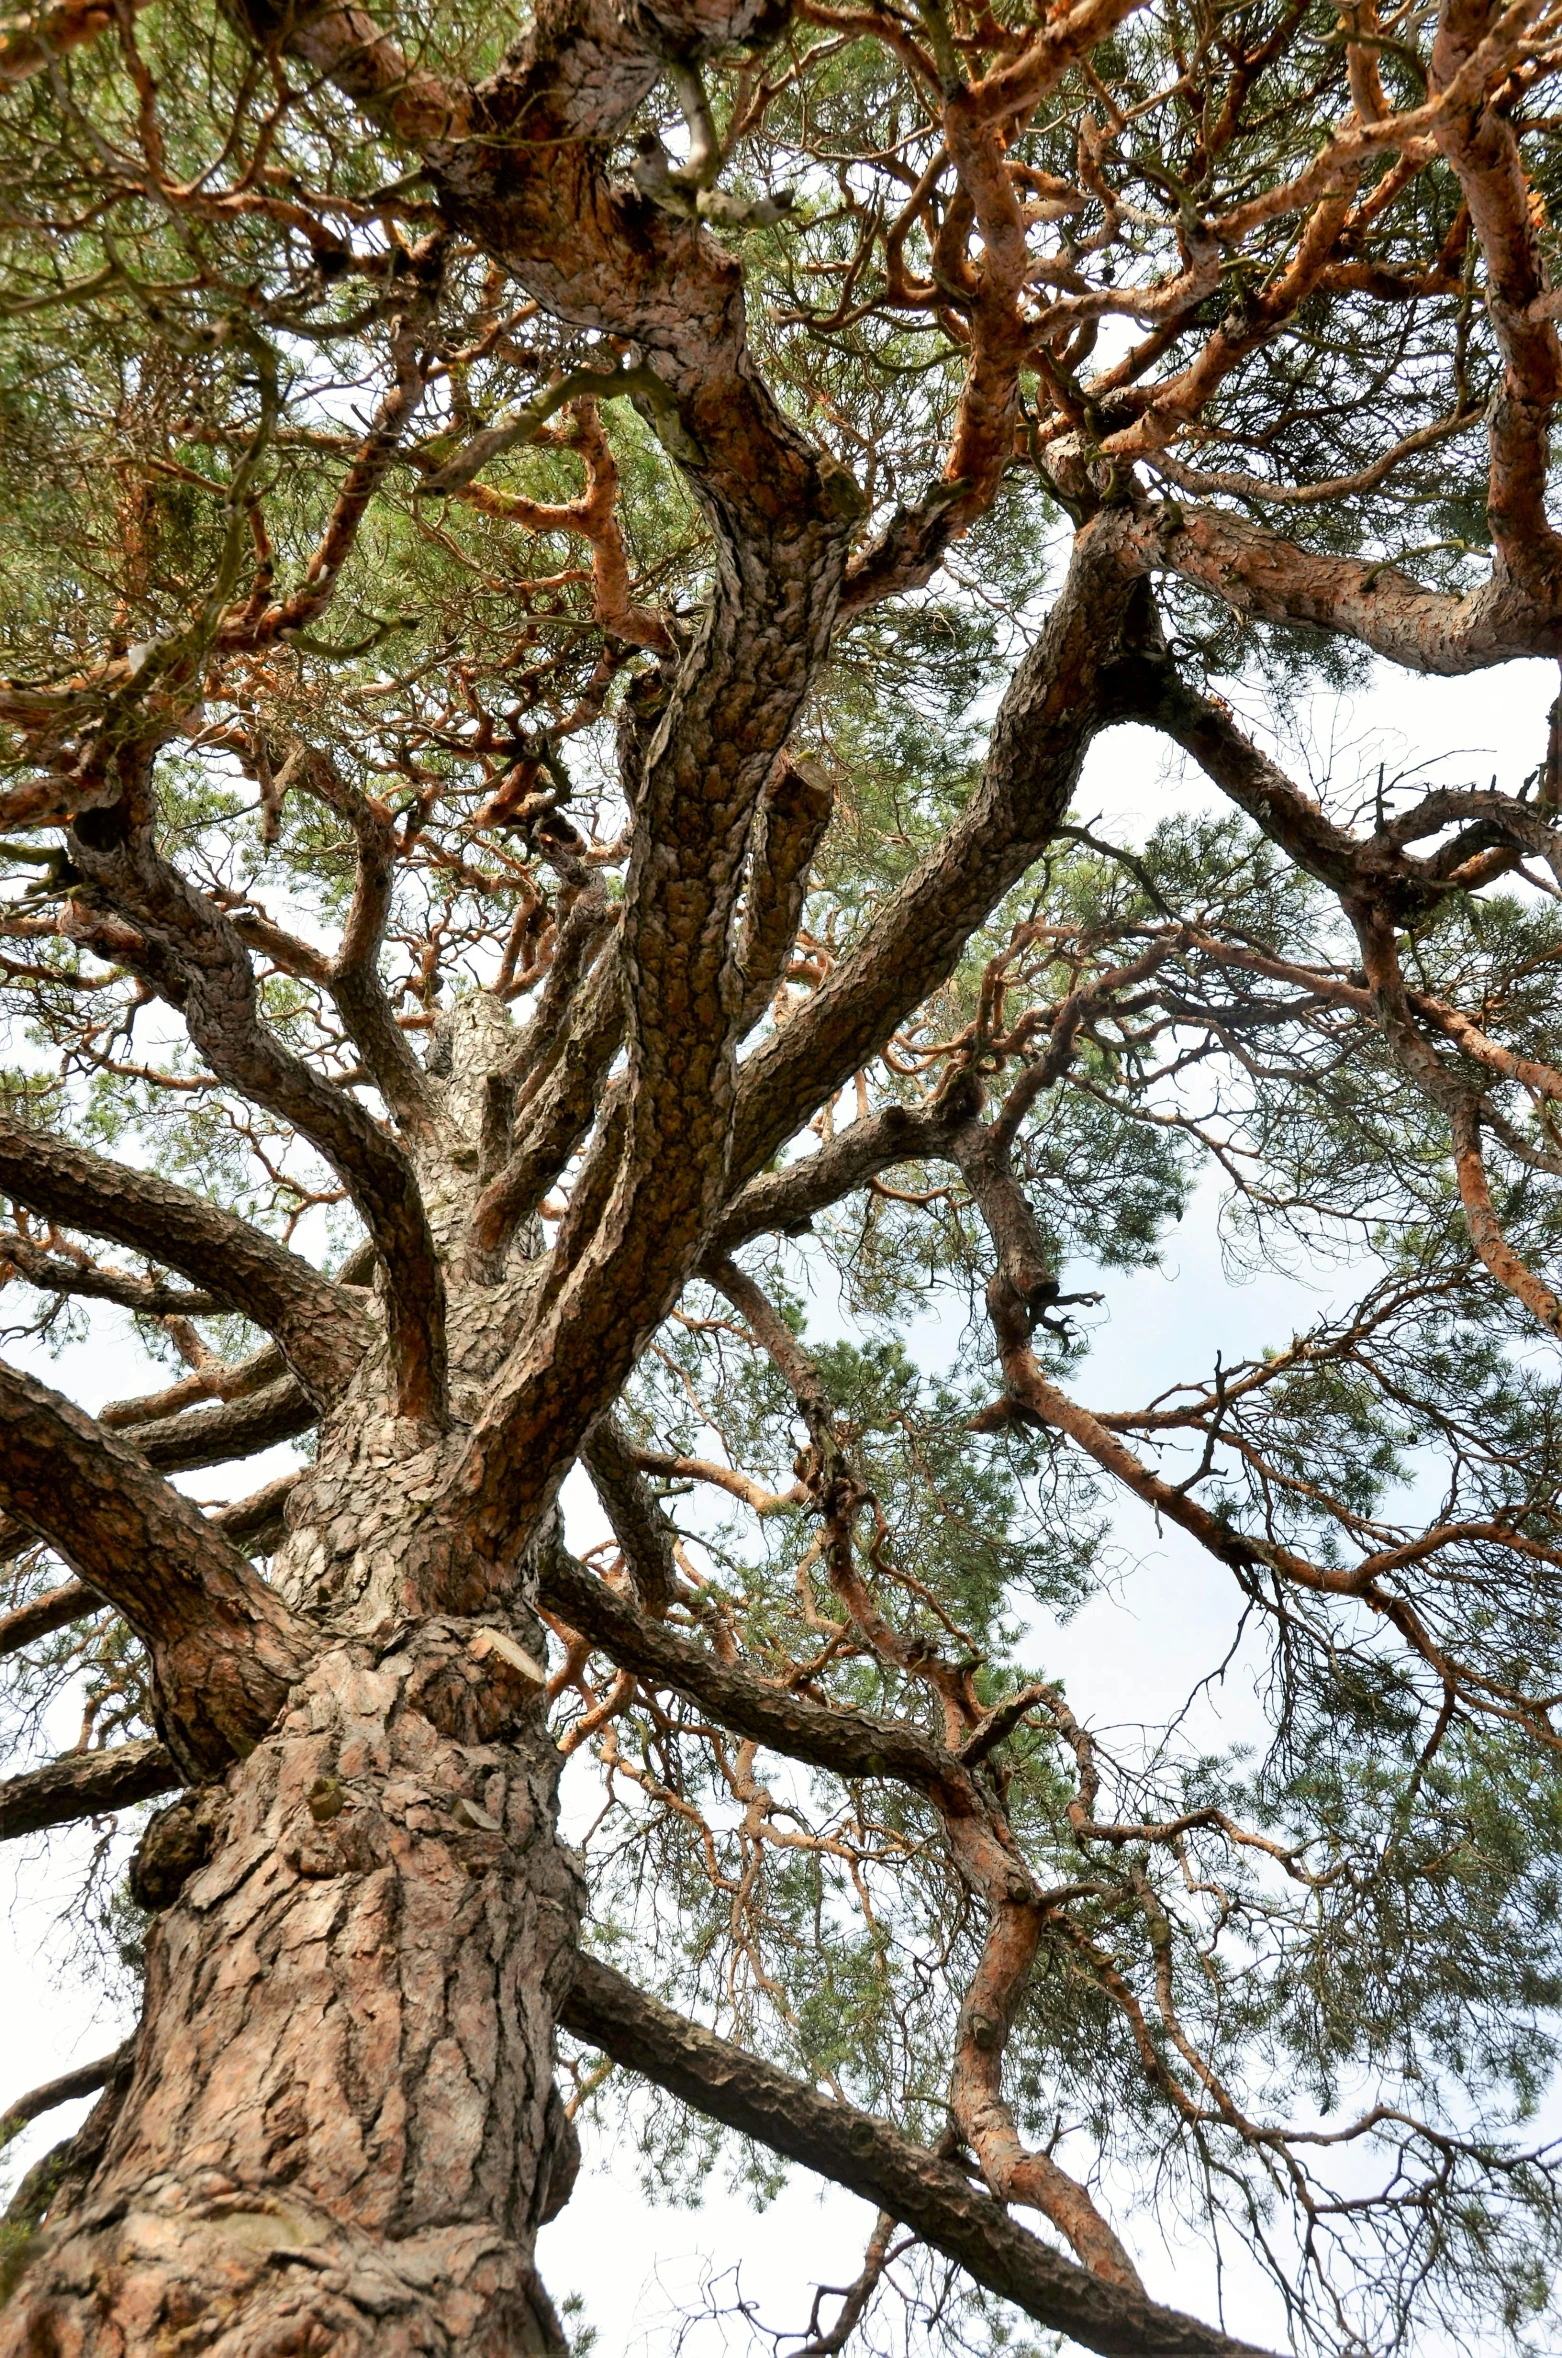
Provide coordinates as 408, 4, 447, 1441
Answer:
0, 1736, 180, 1842
0, 1359, 315, 1773
0, 1485, 299, 1670
0, 1114, 368, 1407
98, 1342, 291, 1435
5, 1631, 584, 2358
438, 490, 852, 1568
561, 1953, 1278, 2358
210, 1471, 302, 1555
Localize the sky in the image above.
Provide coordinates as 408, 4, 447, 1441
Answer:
2, 647, 1559, 2356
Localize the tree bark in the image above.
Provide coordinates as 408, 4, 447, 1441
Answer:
3, 1628, 583, 2357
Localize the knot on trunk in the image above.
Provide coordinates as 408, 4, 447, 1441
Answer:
129, 1786, 229, 1912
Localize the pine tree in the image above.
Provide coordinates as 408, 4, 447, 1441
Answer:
4, 0, 1562, 2348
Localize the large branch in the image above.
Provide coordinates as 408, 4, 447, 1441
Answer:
0, 1115, 368, 1407
578, 1417, 678, 1615
1122, 497, 1562, 674
0, 1579, 99, 1659
436, 520, 1144, 1584
1, 2046, 127, 2133
66, 815, 447, 1425
0, 1736, 180, 1843
0, 1233, 217, 1319
561, 1954, 1277, 2358
0, 1368, 316, 1575
0, 1358, 314, 1773
733, 753, 836, 1035
1432, 0, 1562, 602
439, 512, 854, 1562
0, 1479, 301, 1664
133, 1373, 316, 1474
728, 516, 1145, 1188
708, 1094, 968, 1253
538, 1546, 961, 1795
467, 946, 624, 1274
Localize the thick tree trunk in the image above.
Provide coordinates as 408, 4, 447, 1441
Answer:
3, 1626, 583, 2356
3, 1005, 589, 2357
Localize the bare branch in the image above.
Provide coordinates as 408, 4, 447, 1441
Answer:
0, 1736, 180, 1843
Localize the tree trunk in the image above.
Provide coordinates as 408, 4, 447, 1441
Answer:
3, 1004, 587, 2357
4, 1627, 583, 2356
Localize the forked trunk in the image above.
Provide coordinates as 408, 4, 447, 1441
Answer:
3, 1003, 588, 2356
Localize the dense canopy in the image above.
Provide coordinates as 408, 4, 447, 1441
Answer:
4, 0, 1562, 2349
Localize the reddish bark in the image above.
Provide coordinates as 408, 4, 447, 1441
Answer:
6, 1630, 582, 2356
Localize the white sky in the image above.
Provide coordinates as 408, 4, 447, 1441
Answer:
3, 651, 1558, 2356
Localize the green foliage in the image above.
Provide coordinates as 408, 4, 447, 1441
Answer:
4, 1, 1562, 2350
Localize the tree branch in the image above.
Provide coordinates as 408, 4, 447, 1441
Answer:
708, 1095, 967, 1254
132, 1373, 316, 1475
0, 1579, 98, 1660
579, 1415, 678, 1616
1123, 498, 1562, 674
561, 1953, 1278, 2358
64, 803, 446, 1424
0, 1357, 314, 1772
1, 2046, 128, 2135
0, 1736, 180, 1843
0, 1113, 368, 1407
729, 515, 1145, 1190
538, 1545, 962, 1796
734, 754, 836, 1036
